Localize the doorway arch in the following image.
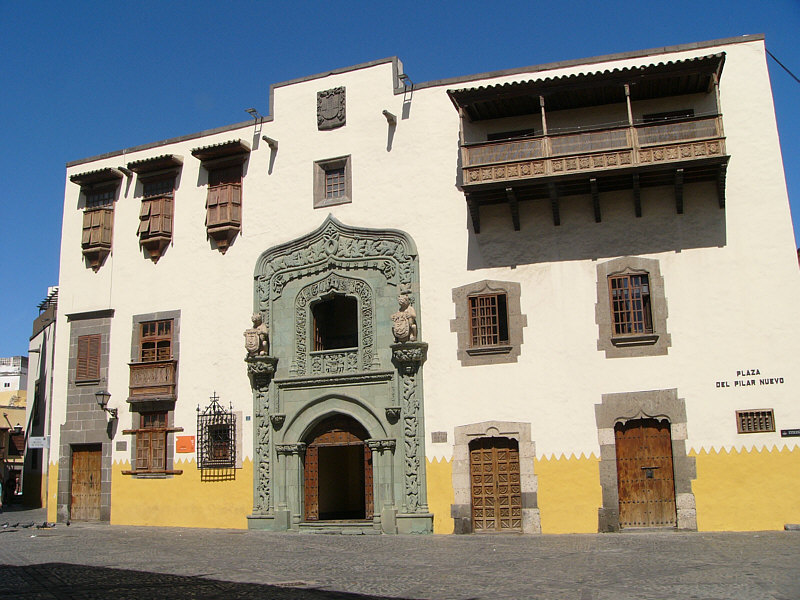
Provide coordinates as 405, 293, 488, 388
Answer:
303, 414, 373, 521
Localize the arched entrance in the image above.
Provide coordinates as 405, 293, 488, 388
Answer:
469, 437, 522, 532
303, 415, 373, 521
614, 418, 677, 528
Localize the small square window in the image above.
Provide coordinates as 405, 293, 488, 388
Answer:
468, 293, 509, 347
314, 156, 351, 208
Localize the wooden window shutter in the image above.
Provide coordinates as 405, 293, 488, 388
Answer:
161, 197, 173, 233
100, 209, 113, 245
76, 334, 101, 381
150, 197, 163, 233
139, 200, 151, 235
82, 211, 92, 245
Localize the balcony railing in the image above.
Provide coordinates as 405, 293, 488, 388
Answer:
129, 360, 177, 400
309, 348, 359, 375
462, 116, 725, 186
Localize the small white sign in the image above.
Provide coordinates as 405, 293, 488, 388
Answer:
27, 436, 50, 449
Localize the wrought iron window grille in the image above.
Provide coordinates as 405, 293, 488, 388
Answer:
197, 392, 237, 469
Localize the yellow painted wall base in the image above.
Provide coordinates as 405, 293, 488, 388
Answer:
426, 457, 454, 534
692, 445, 800, 531
110, 459, 253, 529
536, 453, 601, 534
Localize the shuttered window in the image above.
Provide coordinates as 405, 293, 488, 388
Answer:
76, 334, 101, 381
139, 178, 174, 239
81, 209, 114, 249
140, 320, 172, 362
206, 165, 242, 228
136, 412, 167, 471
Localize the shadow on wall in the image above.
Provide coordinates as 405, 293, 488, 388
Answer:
467, 181, 726, 269
0, 563, 413, 600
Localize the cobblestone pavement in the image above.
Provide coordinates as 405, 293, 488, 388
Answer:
1, 509, 798, 599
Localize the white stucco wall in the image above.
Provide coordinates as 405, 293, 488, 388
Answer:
50, 38, 800, 473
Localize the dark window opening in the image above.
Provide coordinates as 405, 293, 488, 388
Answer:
641, 109, 695, 124
487, 128, 537, 141
468, 294, 509, 347
312, 295, 358, 350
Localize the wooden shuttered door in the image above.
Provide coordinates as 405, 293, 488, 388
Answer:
470, 437, 522, 532
615, 418, 677, 528
70, 445, 102, 521
76, 334, 101, 381
82, 208, 113, 248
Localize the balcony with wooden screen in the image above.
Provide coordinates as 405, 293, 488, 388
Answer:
70, 167, 124, 270
128, 359, 177, 401
448, 53, 729, 233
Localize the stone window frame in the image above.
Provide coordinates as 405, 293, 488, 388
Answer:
313, 155, 352, 208
450, 421, 541, 534
595, 257, 671, 359
451, 280, 526, 366
125, 310, 182, 477
594, 388, 696, 532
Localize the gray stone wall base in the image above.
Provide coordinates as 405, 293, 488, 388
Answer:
451, 503, 472, 534
396, 513, 433, 534
522, 508, 542, 534
598, 507, 620, 532
380, 507, 398, 534
246, 512, 289, 531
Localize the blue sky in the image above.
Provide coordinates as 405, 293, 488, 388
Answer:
1, 0, 798, 357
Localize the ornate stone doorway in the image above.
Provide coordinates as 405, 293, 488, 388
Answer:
303, 415, 374, 521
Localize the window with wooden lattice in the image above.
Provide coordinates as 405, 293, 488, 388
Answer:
468, 293, 509, 347
138, 177, 175, 262
140, 320, 172, 362
76, 334, 101, 382
609, 272, 653, 335
314, 155, 351, 208
736, 409, 775, 434
122, 410, 183, 475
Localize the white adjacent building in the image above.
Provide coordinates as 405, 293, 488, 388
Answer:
47, 35, 800, 533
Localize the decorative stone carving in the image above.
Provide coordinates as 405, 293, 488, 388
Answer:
391, 293, 417, 343
276, 442, 307, 455
270, 414, 285, 430
317, 87, 346, 130
391, 342, 428, 375
245, 355, 278, 390
244, 313, 270, 357
293, 273, 375, 376
366, 439, 396, 452
385, 406, 401, 424
391, 341, 428, 513
245, 354, 278, 515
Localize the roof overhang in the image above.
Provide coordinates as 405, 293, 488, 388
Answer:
448, 53, 725, 121
69, 167, 124, 187
127, 154, 184, 174
191, 139, 251, 163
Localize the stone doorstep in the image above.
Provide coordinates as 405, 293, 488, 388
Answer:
298, 521, 381, 535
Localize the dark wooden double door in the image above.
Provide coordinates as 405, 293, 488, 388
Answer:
70, 445, 102, 521
303, 416, 373, 521
615, 418, 677, 528
470, 437, 522, 532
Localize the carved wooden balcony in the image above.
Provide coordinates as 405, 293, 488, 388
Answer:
460, 116, 728, 232
128, 360, 177, 401
206, 183, 241, 253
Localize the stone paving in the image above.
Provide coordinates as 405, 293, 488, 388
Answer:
0, 507, 798, 599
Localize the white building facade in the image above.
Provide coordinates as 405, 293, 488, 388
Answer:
48, 35, 800, 533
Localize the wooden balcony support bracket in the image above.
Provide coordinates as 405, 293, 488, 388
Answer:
505, 187, 520, 231
717, 162, 727, 209
467, 196, 481, 234
674, 168, 684, 215
633, 173, 642, 218
548, 183, 560, 226
590, 178, 601, 223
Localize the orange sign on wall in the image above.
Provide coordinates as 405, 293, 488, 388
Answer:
176, 436, 195, 453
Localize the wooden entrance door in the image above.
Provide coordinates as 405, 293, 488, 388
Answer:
303, 416, 373, 521
70, 445, 102, 521
615, 418, 676, 528
469, 437, 522, 532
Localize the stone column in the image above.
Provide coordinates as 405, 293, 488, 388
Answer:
245, 355, 278, 530
276, 442, 306, 529
367, 438, 397, 533
391, 342, 433, 534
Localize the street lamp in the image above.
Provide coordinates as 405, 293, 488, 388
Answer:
95, 390, 118, 419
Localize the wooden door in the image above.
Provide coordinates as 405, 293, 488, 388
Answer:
470, 438, 522, 532
303, 416, 373, 521
70, 445, 102, 521
615, 419, 677, 528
